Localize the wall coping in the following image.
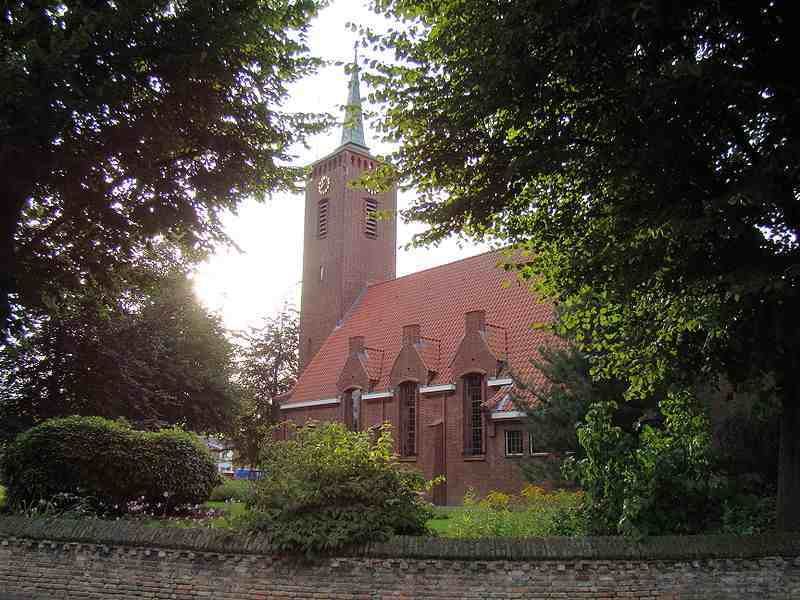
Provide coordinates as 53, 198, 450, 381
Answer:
0, 516, 798, 561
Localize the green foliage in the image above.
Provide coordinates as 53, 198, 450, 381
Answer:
1, 0, 330, 341
245, 422, 432, 555
230, 306, 299, 467
1, 416, 219, 513
234, 306, 300, 402
442, 486, 585, 538
208, 480, 254, 503
719, 494, 776, 536
365, 0, 800, 530
516, 344, 633, 483
566, 390, 720, 536
0, 272, 236, 441
713, 390, 781, 490
0, 485, 5, 511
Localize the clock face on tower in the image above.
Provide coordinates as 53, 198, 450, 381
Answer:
317, 175, 331, 195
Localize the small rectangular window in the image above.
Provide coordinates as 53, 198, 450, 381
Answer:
364, 198, 378, 239
318, 199, 329, 238
505, 430, 523, 456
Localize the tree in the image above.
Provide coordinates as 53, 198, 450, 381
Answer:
366, 1, 800, 530
229, 306, 299, 466
1, 0, 329, 340
0, 270, 236, 440
517, 344, 631, 483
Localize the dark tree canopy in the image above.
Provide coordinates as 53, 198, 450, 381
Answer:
366, 1, 800, 529
0, 270, 236, 441
1, 0, 328, 340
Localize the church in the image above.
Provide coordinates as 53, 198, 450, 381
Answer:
278, 58, 556, 505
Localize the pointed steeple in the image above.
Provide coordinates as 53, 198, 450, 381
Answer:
341, 44, 367, 148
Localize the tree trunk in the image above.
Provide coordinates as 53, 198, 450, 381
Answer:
777, 384, 800, 531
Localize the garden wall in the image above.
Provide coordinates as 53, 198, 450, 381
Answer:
0, 516, 799, 599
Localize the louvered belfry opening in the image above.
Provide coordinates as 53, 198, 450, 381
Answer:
318, 198, 329, 238
364, 197, 378, 239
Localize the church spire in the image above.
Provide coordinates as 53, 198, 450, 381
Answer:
340, 44, 367, 148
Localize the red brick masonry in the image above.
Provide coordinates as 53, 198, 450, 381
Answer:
0, 517, 798, 599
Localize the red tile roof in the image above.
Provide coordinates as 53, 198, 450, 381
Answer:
285, 250, 555, 409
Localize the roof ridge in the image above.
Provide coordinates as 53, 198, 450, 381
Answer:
368, 247, 503, 289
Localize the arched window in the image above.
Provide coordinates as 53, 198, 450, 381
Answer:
463, 374, 484, 455
399, 381, 418, 457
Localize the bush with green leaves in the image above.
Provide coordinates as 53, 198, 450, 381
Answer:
565, 390, 720, 536
245, 422, 432, 555
209, 479, 253, 503
1, 416, 219, 513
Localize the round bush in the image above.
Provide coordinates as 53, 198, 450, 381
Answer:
1, 416, 219, 512
245, 422, 432, 555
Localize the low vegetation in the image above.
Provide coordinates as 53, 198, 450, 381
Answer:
208, 479, 254, 503
430, 486, 584, 538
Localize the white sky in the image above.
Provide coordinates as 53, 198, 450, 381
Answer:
193, 0, 488, 331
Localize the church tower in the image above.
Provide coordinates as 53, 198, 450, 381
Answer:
299, 51, 398, 370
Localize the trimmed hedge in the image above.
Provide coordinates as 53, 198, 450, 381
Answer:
0, 515, 798, 560
0, 416, 219, 512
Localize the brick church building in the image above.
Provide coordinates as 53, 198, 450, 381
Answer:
278, 58, 556, 504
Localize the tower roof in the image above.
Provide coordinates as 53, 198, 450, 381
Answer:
340, 44, 367, 149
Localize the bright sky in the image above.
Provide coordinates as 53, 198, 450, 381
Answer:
193, 0, 488, 332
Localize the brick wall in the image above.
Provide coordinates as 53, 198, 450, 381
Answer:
1, 517, 799, 600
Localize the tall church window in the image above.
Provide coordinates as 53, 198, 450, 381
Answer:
343, 389, 361, 431
364, 198, 378, 239
463, 374, 483, 455
318, 199, 329, 238
399, 381, 417, 457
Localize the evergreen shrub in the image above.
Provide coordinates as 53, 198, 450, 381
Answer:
245, 422, 432, 555
1, 416, 219, 513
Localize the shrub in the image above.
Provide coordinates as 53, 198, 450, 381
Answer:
565, 390, 720, 536
1, 416, 219, 513
445, 485, 585, 538
245, 422, 432, 555
209, 479, 253, 502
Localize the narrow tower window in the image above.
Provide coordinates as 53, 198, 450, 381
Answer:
317, 199, 329, 238
364, 198, 378, 239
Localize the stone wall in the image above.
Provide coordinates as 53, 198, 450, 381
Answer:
1, 517, 799, 599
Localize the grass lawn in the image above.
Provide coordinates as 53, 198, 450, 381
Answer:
427, 506, 461, 536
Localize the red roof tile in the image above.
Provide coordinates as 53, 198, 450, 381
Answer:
285, 250, 555, 408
